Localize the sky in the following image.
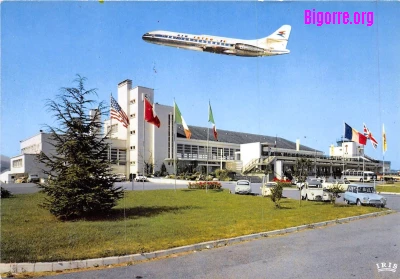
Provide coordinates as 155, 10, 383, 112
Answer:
2, 1, 399, 169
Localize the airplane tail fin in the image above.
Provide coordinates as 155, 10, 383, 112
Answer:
258, 25, 291, 50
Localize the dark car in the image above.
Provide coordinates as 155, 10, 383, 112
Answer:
27, 174, 40, 183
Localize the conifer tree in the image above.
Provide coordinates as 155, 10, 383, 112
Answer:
38, 75, 123, 220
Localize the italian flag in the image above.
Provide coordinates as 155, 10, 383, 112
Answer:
208, 101, 218, 141
174, 101, 191, 139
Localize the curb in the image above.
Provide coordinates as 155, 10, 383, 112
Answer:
0, 210, 395, 274
379, 192, 400, 195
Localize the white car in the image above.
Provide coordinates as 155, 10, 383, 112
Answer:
301, 180, 332, 201
135, 175, 147, 182
260, 182, 277, 197
235, 180, 252, 195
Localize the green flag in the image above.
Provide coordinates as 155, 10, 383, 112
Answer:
208, 101, 218, 141
174, 101, 191, 139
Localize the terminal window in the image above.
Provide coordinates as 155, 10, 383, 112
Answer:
13, 159, 23, 168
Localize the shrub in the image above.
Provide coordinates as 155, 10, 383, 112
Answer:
1, 187, 12, 199
277, 181, 292, 188
324, 184, 345, 206
215, 169, 229, 181
270, 183, 283, 208
190, 175, 197, 181
188, 181, 222, 190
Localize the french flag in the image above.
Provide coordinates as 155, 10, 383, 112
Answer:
344, 123, 367, 145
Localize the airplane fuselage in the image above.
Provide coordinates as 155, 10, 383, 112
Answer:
142, 31, 290, 57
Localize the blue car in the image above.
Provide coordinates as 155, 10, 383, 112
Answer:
343, 184, 386, 208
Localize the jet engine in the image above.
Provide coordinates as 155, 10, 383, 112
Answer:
235, 43, 265, 53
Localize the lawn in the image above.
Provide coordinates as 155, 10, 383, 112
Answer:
1, 189, 386, 263
377, 182, 400, 193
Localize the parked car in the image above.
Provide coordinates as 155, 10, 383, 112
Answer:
15, 176, 27, 183
343, 184, 387, 207
301, 180, 332, 201
322, 179, 348, 192
114, 173, 126, 182
296, 181, 305, 189
27, 174, 40, 183
135, 175, 147, 182
260, 182, 277, 197
235, 180, 252, 195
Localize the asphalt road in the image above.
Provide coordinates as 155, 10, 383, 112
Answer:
43, 212, 400, 279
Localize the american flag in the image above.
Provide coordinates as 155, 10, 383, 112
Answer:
110, 96, 129, 128
363, 123, 378, 149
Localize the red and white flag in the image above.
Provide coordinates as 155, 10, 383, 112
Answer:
363, 123, 378, 149
144, 97, 161, 128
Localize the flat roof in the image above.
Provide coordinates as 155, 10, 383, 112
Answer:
176, 124, 317, 152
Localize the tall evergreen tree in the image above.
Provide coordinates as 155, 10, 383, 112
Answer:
38, 75, 123, 220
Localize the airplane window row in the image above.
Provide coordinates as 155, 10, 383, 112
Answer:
155, 34, 232, 47
154, 34, 231, 46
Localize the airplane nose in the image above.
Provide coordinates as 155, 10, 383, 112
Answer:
142, 33, 150, 41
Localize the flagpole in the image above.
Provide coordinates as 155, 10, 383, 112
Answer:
109, 94, 113, 166
342, 122, 345, 179
206, 123, 209, 179
126, 95, 130, 190
206, 100, 210, 180
174, 100, 177, 191
206, 103, 209, 193
142, 93, 145, 191
382, 124, 385, 179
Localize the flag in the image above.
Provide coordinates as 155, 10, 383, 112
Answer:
330, 144, 335, 156
144, 97, 160, 128
208, 102, 218, 141
344, 123, 367, 145
174, 101, 191, 139
363, 123, 378, 149
382, 124, 387, 153
110, 95, 129, 128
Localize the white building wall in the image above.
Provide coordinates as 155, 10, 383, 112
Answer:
0, 170, 12, 183
330, 141, 362, 158
10, 154, 45, 178
153, 104, 173, 173
240, 142, 261, 167
128, 86, 154, 176
11, 133, 56, 178
20, 132, 55, 155
274, 160, 283, 179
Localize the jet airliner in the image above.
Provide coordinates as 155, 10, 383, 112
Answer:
142, 25, 291, 57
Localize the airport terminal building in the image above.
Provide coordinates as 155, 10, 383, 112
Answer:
5, 79, 390, 183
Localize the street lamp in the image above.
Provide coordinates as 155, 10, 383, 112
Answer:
304, 136, 317, 178
220, 148, 223, 170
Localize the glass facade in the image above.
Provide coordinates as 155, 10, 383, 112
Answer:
176, 144, 237, 160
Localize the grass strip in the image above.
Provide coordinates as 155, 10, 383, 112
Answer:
377, 183, 400, 193
1, 189, 385, 262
